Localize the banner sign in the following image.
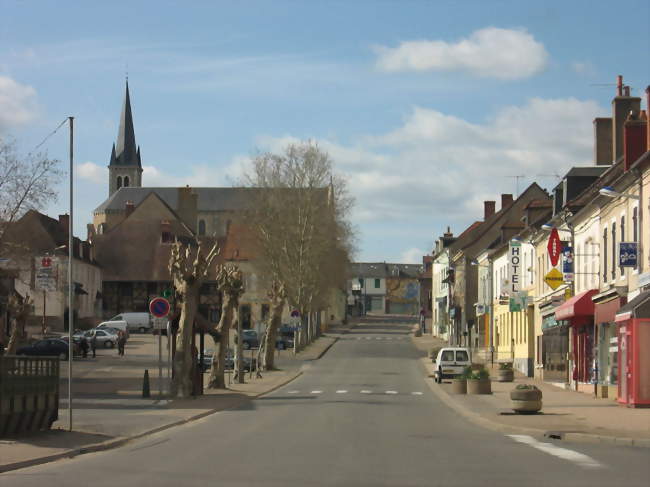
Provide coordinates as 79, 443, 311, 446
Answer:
562, 245, 574, 282
509, 291, 529, 313
619, 242, 638, 268
547, 228, 561, 267
507, 240, 521, 296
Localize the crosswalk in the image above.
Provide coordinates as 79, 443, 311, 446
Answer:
282, 389, 424, 396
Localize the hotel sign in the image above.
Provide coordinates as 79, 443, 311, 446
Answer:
507, 240, 521, 296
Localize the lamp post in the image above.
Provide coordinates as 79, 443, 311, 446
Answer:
471, 258, 493, 364
67, 116, 74, 432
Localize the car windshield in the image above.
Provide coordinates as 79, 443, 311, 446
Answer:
455, 351, 469, 362
440, 350, 455, 362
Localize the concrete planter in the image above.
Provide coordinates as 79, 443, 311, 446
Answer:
467, 379, 491, 395
497, 369, 514, 382
451, 379, 467, 394
510, 385, 542, 413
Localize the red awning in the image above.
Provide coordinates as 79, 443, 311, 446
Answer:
555, 289, 598, 322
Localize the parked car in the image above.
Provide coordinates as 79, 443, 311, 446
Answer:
199, 349, 257, 372
97, 320, 129, 339
235, 329, 260, 350
17, 338, 79, 360
433, 347, 472, 383
276, 325, 295, 350
106, 312, 152, 333
85, 329, 119, 348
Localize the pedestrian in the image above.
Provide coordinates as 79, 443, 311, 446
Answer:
90, 332, 97, 358
420, 308, 426, 334
117, 330, 126, 356
80, 336, 89, 358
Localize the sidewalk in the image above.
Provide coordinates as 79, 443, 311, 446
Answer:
411, 333, 650, 448
0, 328, 347, 473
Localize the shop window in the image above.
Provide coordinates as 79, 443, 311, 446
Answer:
147, 282, 157, 295
120, 283, 133, 297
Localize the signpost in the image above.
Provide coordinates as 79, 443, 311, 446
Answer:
149, 297, 170, 397
547, 228, 561, 267
544, 268, 564, 290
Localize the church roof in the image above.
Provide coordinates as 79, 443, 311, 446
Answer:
94, 187, 259, 214
111, 81, 141, 168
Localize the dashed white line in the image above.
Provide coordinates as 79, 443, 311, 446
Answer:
411, 392, 423, 395
507, 435, 603, 469
310, 390, 322, 394
360, 390, 372, 394
287, 390, 299, 394
385, 390, 398, 395
336, 390, 348, 394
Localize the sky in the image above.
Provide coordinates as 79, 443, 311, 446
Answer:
1, 0, 648, 264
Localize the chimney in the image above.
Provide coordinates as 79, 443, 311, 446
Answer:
612, 75, 641, 161
177, 186, 198, 233
501, 194, 513, 210
484, 201, 496, 220
58, 214, 70, 233
593, 117, 613, 164
624, 110, 648, 171
125, 200, 135, 217
443, 226, 453, 238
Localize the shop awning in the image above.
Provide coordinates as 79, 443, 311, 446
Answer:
555, 289, 598, 322
615, 290, 650, 322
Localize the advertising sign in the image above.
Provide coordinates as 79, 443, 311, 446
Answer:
547, 228, 561, 267
562, 245, 574, 282
619, 242, 638, 268
544, 268, 564, 290
507, 240, 521, 296
509, 291, 529, 313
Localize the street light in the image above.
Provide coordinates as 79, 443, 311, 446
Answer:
599, 186, 640, 200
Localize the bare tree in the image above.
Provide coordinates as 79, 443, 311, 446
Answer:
168, 239, 220, 398
0, 137, 63, 259
244, 141, 355, 370
207, 264, 244, 389
5, 292, 32, 355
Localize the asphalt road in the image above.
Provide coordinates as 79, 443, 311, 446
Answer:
4, 317, 649, 486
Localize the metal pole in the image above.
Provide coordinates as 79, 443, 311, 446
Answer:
67, 116, 74, 432
489, 259, 494, 366
158, 329, 163, 397
42, 290, 46, 335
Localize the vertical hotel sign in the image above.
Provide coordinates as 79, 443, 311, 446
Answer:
508, 240, 521, 311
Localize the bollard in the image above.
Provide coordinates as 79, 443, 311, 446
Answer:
142, 369, 151, 398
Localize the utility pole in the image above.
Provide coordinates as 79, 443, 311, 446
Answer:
67, 116, 74, 432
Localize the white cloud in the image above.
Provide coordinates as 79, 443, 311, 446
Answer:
400, 247, 425, 264
0, 76, 38, 131
375, 27, 548, 80
77, 161, 106, 184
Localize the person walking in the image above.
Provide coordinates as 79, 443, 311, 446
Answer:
90, 332, 97, 358
117, 330, 126, 356
419, 307, 426, 334
80, 336, 89, 358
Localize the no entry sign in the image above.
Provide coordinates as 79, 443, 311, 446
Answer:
149, 297, 170, 318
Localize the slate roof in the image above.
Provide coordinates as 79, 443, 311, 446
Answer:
110, 81, 141, 168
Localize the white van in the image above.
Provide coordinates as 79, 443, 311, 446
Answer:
97, 320, 128, 336
433, 347, 472, 383
107, 312, 152, 333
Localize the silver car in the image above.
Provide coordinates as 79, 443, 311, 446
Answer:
84, 328, 119, 349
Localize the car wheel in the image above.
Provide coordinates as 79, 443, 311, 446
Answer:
242, 342, 250, 350
139, 327, 147, 334
59, 352, 68, 361
105, 340, 114, 349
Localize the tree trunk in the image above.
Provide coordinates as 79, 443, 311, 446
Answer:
173, 282, 198, 398
5, 295, 31, 355
5, 317, 20, 355
262, 298, 284, 371
208, 295, 233, 389
234, 311, 244, 384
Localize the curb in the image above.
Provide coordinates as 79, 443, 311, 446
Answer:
0, 368, 305, 474
417, 358, 650, 449
315, 337, 339, 360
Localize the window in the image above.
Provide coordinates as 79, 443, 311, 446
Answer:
359, 278, 364, 288
198, 219, 206, 236
161, 231, 174, 244
441, 350, 454, 362
603, 228, 608, 282
455, 350, 469, 361
147, 282, 157, 295
633, 207, 638, 243
374, 278, 380, 288
611, 222, 616, 281
120, 283, 133, 297
620, 215, 625, 275
117, 176, 122, 189
124, 176, 130, 187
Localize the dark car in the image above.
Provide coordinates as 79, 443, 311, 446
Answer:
17, 338, 77, 360
276, 325, 295, 350
235, 330, 260, 350
199, 349, 257, 372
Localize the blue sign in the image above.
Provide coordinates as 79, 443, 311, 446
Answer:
619, 242, 638, 267
562, 245, 574, 274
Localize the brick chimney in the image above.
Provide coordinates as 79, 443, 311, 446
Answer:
501, 194, 513, 210
624, 110, 648, 171
58, 214, 70, 233
593, 117, 613, 164
484, 201, 496, 220
125, 200, 135, 217
612, 75, 641, 161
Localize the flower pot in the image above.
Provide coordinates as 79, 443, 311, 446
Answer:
510, 385, 542, 413
497, 369, 514, 382
451, 379, 467, 394
467, 379, 491, 394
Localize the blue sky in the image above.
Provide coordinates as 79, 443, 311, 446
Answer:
1, 0, 648, 263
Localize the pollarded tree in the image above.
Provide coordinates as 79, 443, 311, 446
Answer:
5, 292, 32, 355
168, 239, 220, 398
207, 264, 244, 389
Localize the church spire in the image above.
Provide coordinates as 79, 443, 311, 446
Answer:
112, 79, 140, 167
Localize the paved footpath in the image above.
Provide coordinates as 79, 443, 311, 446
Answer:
412, 332, 650, 448
0, 326, 347, 473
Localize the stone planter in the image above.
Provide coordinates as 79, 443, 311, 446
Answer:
467, 379, 491, 394
497, 369, 514, 382
510, 385, 542, 413
451, 379, 467, 394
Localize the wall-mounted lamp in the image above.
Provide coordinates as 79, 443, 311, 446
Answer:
541, 223, 554, 231
599, 186, 640, 200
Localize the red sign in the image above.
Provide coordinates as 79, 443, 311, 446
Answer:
41, 257, 52, 268
149, 297, 170, 318
547, 228, 561, 267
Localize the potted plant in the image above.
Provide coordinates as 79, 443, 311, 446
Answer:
497, 362, 514, 382
451, 366, 472, 394
510, 384, 542, 413
467, 366, 492, 394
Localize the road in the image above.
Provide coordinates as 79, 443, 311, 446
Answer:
4, 317, 648, 486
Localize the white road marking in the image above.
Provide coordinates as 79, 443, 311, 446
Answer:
386, 337, 393, 340
411, 392, 423, 395
360, 390, 372, 394
310, 390, 322, 394
365, 337, 372, 340
385, 390, 398, 395
287, 390, 299, 394
376, 337, 383, 340
507, 435, 603, 469
336, 390, 348, 394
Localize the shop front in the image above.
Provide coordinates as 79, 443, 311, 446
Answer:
592, 292, 627, 398
614, 290, 650, 407
555, 289, 597, 390
541, 309, 569, 384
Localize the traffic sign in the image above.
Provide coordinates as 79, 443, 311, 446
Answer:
547, 228, 561, 267
544, 268, 564, 290
149, 297, 170, 318
291, 309, 300, 318
36, 256, 57, 291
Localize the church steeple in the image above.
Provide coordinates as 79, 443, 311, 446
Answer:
108, 80, 144, 196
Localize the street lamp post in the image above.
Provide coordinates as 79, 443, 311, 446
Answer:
67, 116, 74, 431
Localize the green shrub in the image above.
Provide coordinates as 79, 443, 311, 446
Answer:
470, 366, 490, 380
459, 366, 473, 380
